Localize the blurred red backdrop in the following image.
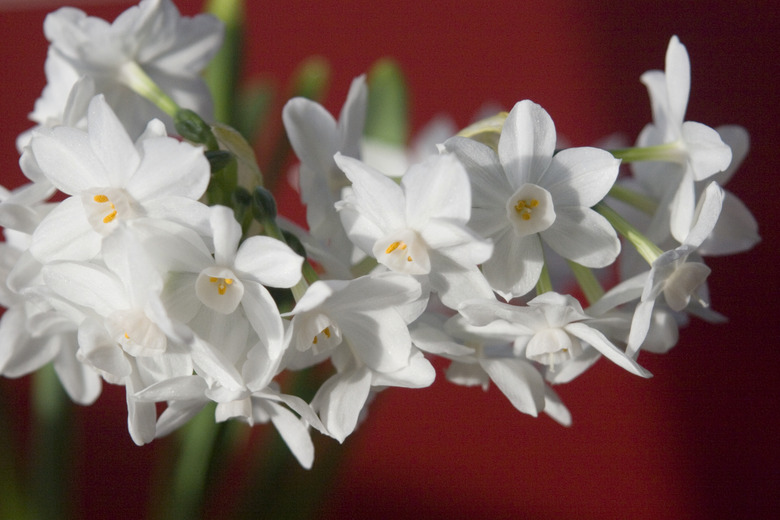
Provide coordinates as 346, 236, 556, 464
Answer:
0, 1, 777, 519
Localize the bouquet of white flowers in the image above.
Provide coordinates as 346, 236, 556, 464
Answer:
0, 0, 765, 518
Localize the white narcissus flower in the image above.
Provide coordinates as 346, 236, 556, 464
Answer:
334, 152, 494, 309
411, 313, 571, 425
26, 94, 210, 263
634, 36, 732, 243
284, 273, 434, 441
33, 0, 224, 137
458, 292, 651, 378
282, 76, 367, 272
624, 182, 725, 355
444, 100, 621, 300
145, 205, 304, 361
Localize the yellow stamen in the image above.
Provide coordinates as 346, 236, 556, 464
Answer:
385, 241, 402, 254
514, 198, 540, 220
103, 210, 117, 223
209, 277, 218, 283
94, 194, 109, 203
323, 327, 331, 338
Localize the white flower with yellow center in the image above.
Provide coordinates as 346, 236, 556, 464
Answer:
26, 95, 210, 263
334, 152, 494, 309
445, 99, 621, 300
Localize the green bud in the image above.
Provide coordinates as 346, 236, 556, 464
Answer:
252, 186, 277, 221
174, 109, 219, 150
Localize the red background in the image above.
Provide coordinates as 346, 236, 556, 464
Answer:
1, 1, 778, 519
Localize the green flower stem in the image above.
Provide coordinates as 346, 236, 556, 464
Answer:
535, 261, 553, 295
0, 384, 30, 520
567, 261, 604, 305
607, 183, 658, 215
608, 141, 685, 163
156, 404, 222, 520
118, 60, 179, 119
205, 0, 245, 125
594, 202, 664, 265
31, 364, 71, 520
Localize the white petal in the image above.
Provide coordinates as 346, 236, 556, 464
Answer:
260, 400, 315, 469
684, 181, 724, 248
498, 100, 556, 189
565, 322, 651, 378
30, 197, 100, 262
87, 95, 138, 185
665, 36, 691, 130
479, 357, 545, 417
542, 147, 620, 207
541, 206, 620, 268
482, 231, 542, 299
240, 280, 285, 359
283, 97, 339, 169
334, 153, 406, 232
542, 385, 572, 426
234, 236, 303, 288
210, 205, 242, 265
403, 154, 471, 226
339, 310, 412, 373
338, 75, 368, 157
126, 137, 210, 201
313, 367, 372, 443
29, 127, 106, 194
443, 136, 510, 208
682, 121, 732, 181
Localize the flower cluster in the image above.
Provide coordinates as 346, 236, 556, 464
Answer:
0, 1, 759, 468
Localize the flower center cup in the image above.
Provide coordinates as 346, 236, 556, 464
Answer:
82, 188, 137, 235
196, 267, 244, 314
373, 229, 431, 275
505, 183, 556, 237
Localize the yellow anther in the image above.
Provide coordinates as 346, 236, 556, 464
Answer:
124, 332, 130, 340
323, 327, 331, 338
313, 336, 318, 345
514, 198, 540, 220
94, 194, 109, 203
103, 210, 117, 224
209, 277, 218, 283
217, 282, 227, 295
407, 256, 413, 262
224, 278, 233, 285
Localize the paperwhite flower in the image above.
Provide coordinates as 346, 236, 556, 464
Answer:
145, 205, 304, 361
634, 36, 732, 243
411, 313, 571, 425
444, 100, 621, 299
458, 292, 651, 378
33, 0, 224, 137
334, 152, 494, 308
26, 95, 210, 263
282, 76, 367, 271
284, 273, 434, 441
624, 182, 725, 355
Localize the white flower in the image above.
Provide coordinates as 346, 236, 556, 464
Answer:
26, 95, 210, 263
33, 0, 224, 137
625, 182, 725, 355
634, 36, 732, 243
411, 313, 571, 425
334, 152, 494, 308
282, 76, 367, 271
284, 273, 434, 441
458, 292, 651, 378
145, 205, 303, 361
445, 100, 621, 299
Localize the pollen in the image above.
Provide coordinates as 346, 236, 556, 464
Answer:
209, 277, 234, 295
93, 194, 109, 203
514, 198, 540, 220
103, 210, 118, 223
385, 241, 408, 254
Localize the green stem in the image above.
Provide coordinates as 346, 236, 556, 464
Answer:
608, 141, 685, 163
535, 261, 553, 295
31, 364, 71, 520
118, 61, 180, 118
204, 0, 245, 126
0, 383, 30, 520
567, 261, 604, 305
156, 404, 221, 520
607, 183, 658, 215
594, 202, 664, 265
